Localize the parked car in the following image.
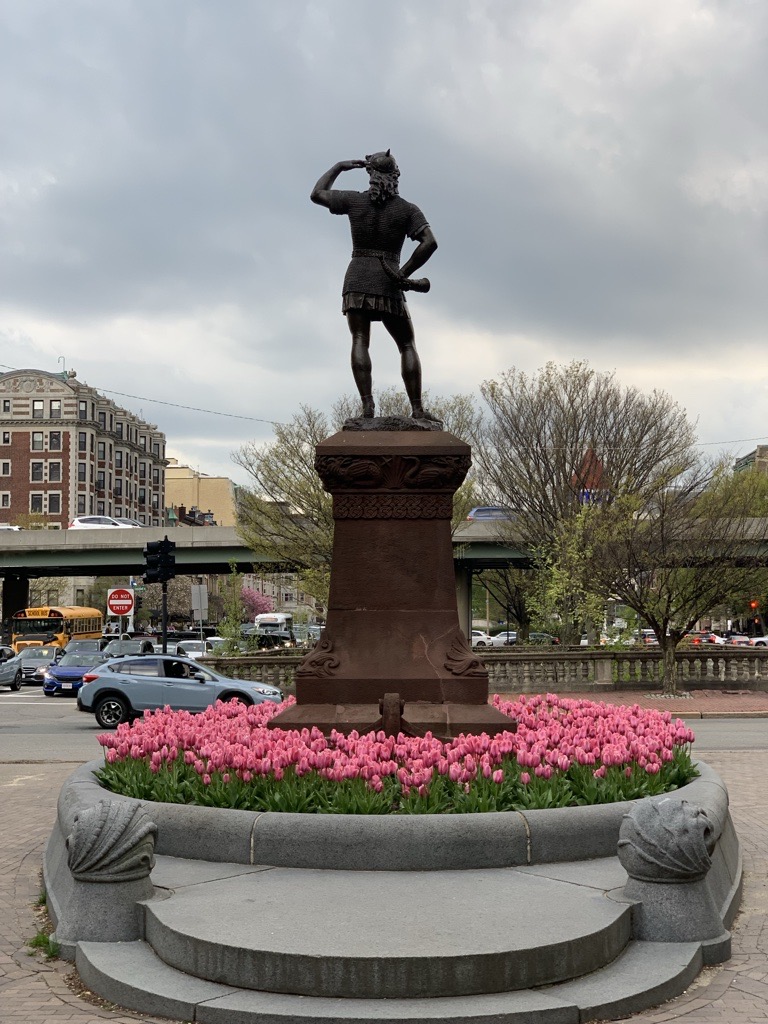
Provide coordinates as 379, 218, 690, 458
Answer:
43, 651, 109, 697
77, 655, 284, 728
0, 645, 22, 689
67, 515, 143, 529
466, 506, 514, 521
525, 632, 561, 645
686, 631, 726, 646
728, 635, 752, 647
749, 635, 768, 648
491, 631, 518, 647
471, 630, 494, 646
103, 638, 156, 658
152, 641, 179, 655
176, 640, 215, 660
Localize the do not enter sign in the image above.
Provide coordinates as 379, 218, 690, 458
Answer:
107, 587, 134, 616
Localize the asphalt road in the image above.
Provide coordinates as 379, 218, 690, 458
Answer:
1, 686, 767, 763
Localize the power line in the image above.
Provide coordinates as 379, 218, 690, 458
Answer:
0, 363, 284, 426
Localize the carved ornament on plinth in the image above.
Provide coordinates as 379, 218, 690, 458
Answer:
315, 453, 471, 494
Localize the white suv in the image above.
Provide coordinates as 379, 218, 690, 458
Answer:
68, 516, 143, 529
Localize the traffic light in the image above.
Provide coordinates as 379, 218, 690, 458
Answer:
158, 536, 176, 581
750, 600, 759, 610
135, 595, 143, 612
143, 541, 163, 584
143, 536, 176, 584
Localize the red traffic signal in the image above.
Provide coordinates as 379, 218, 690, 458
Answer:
750, 600, 759, 610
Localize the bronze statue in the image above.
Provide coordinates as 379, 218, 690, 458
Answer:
311, 151, 438, 421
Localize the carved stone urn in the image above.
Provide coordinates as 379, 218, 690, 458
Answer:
269, 429, 512, 738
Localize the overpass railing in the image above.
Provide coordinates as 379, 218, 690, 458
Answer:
202, 646, 768, 695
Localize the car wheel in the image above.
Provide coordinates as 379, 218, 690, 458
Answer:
94, 695, 130, 728
10, 671, 22, 691
476, 641, 487, 646
755, 641, 766, 647
220, 692, 253, 706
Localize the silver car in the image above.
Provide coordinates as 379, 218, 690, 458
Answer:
77, 654, 283, 728
0, 645, 22, 690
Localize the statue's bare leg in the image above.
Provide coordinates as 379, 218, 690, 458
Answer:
347, 310, 375, 417
382, 312, 427, 417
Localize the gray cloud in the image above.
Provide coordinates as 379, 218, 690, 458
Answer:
1, 0, 767, 478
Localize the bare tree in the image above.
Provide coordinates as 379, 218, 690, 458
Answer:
472, 361, 699, 641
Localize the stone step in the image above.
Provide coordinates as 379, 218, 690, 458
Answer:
76, 937, 703, 1024
142, 865, 631, 998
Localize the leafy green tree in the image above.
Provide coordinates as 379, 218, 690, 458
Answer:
583, 462, 768, 691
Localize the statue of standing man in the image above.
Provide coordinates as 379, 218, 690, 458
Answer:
311, 151, 438, 421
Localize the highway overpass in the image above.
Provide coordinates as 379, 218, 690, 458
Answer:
0, 522, 528, 624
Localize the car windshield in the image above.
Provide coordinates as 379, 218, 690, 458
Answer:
21, 646, 59, 662
180, 642, 204, 652
58, 652, 104, 667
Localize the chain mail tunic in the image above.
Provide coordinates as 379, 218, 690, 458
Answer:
328, 190, 429, 319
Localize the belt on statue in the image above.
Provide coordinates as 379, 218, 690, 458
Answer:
352, 248, 401, 262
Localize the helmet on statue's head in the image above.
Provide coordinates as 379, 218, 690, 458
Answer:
365, 150, 399, 176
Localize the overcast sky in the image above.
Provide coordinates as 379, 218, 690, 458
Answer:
1, 0, 767, 485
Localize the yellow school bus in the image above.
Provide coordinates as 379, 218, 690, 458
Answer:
11, 606, 104, 653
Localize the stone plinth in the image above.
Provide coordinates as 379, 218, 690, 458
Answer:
269, 429, 511, 737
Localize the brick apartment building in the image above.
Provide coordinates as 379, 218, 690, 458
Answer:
0, 368, 167, 528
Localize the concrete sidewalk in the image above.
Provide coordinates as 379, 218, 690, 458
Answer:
557, 687, 768, 718
1, 708, 767, 1022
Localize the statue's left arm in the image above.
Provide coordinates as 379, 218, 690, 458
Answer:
400, 225, 438, 279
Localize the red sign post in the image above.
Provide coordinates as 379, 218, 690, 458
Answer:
107, 587, 135, 617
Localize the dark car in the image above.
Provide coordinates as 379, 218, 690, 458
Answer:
64, 638, 110, 654
102, 638, 156, 658
77, 654, 283, 727
43, 651, 108, 697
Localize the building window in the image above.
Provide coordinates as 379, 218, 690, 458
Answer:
0, 492, 9, 508
97, 500, 105, 515
97, 441, 105, 459
49, 431, 61, 451
77, 495, 86, 515
78, 400, 88, 420
31, 432, 44, 451
115, 422, 123, 439
48, 493, 61, 515
138, 487, 146, 504
115, 450, 123, 469
32, 400, 44, 419
98, 411, 106, 429
1, 462, 10, 476
114, 506, 122, 517
49, 399, 61, 419
139, 461, 146, 479
152, 467, 159, 486
30, 493, 43, 514
139, 514, 146, 524
30, 462, 44, 482
48, 461, 62, 483
78, 431, 87, 452
140, 435, 147, 450
151, 493, 159, 508
2, 400, 9, 413
114, 480, 122, 496
152, 441, 160, 458
78, 462, 87, 482
1, 431, 9, 444
97, 471, 105, 490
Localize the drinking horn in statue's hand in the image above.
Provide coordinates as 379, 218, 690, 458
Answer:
379, 257, 431, 293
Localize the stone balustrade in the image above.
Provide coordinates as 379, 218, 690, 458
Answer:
202, 646, 768, 694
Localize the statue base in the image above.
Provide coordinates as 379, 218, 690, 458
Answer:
269, 429, 511, 739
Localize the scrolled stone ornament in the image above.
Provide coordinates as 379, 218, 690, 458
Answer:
617, 798, 716, 883
66, 800, 158, 883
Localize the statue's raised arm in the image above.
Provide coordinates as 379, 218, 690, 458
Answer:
311, 150, 439, 424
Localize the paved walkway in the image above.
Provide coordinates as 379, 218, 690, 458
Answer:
1, 697, 767, 1023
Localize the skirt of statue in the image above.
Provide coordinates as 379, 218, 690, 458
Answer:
342, 292, 410, 320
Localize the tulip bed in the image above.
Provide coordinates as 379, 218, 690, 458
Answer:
94, 693, 697, 814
